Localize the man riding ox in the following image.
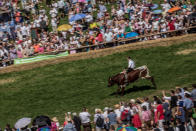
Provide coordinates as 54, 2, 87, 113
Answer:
108, 57, 156, 96
122, 56, 135, 84
127, 56, 135, 72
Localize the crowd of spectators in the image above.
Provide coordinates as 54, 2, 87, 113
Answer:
1, 84, 196, 131
0, 0, 196, 67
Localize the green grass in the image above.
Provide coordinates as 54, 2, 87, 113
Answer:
0, 41, 196, 127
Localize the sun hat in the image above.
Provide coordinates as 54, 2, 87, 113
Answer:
104, 107, 109, 111
130, 99, 135, 104
52, 117, 58, 122
96, 109, 102, 113
72, 112, 77, 116
114, 104, 120, 109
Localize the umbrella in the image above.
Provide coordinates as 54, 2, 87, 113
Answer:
168, 6, 181, 13
57, 24, 72, 31
15, 118, 31, 129
90, 22, 98, 29
33, 115, 51, 128
116, 126, 137, 131
38, 126, 51, 131
125, 32, 138, 38
151, 4, 158, 9
153, 10, 163, 14
69, 13, 86, 22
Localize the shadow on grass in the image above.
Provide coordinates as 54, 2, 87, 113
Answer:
110, 85, 155, 96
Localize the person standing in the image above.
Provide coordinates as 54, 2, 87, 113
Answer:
79, 107, 91, 131
63, 118, 77, 131
107, 108, 117, 130
72, 113, 81, 131
94, 109, 104, 131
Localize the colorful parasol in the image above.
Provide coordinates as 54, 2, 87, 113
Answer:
151, 4, 158, 9
153, 10, 163, 14
125, 32, 139, 38
116, 125, 137, 131
90, 22, 98, 29
168, 6, 181, 13
69, 13, 86, 22
57, 24, 72, 31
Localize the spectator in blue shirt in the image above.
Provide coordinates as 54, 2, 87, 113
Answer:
184, 93, 193, 122
184, 93, 193, 110
107, 108, 117, 130
63, 118, 77, 131
176, 87, 185, 99
191, 84, 196, 100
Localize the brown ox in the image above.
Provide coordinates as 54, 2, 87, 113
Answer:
108, 66, 156, 95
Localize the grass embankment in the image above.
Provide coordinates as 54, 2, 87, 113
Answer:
0, 40, 196, 127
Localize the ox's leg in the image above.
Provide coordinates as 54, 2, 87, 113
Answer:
121, 85, 125, 96
116, 86, 121, 96
146, 76, 157, 88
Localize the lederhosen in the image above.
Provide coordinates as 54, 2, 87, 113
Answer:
127, 67, 133, 73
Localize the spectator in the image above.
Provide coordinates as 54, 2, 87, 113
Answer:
63, 118, 77, 131
51, 117, 60, 131
79, 107, 91, 131
72, 113, 81, 131
155, 100, 164, 130
94, 109, 104, 131
107, 108, 117, 130
191, 84, 196, 108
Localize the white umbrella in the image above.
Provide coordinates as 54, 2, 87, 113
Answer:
15, 118, 31, 129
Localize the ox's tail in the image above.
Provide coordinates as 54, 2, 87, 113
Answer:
136, 65, 150, 78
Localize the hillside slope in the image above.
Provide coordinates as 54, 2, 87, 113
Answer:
0, 38, 196, 126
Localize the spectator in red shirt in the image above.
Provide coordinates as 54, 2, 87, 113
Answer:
155, 100, 164, 130
168, 20, 176, 30
132, 110, 142, 128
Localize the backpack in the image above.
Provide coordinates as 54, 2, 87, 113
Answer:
121, 110, 130, 121
96, 115, 104, 127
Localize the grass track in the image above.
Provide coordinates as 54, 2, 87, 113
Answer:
0, 40, 196, 127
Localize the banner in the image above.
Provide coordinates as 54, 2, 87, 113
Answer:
14, 51, 69, 65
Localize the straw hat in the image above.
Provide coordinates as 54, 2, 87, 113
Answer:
130, 99, 135, 104
114, 104, 120, 109
104, 107, 109, 111
95, 109, 102, 113
72, 112, 77, 116
52, 117, 58, 122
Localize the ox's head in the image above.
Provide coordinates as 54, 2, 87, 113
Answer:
108, 77, 115, 87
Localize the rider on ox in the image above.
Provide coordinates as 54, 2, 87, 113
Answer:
122, 56, 135, 83
127, 56, 135, 72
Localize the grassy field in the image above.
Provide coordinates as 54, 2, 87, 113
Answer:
0, 40, 196, 127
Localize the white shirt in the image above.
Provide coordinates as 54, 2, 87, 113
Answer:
141, 102, 150, 110
21, 26, 27, 36
34, 19, 41, 27
128, 59, 135, 68
104, 32, 113, 42
85, 15, 93, 22
114, 109, 121, 118
79, 112, 91, 124
51, 18, 57, 27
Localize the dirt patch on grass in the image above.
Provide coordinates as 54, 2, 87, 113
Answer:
1, 34, 196, 74
176, 49, 196, 55
0, 78, 16, 85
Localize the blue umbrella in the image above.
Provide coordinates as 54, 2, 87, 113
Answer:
69, 13, 86, 22
153, 10, 163, 14
125, 32, 138, 38
151, 4, 158, 9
